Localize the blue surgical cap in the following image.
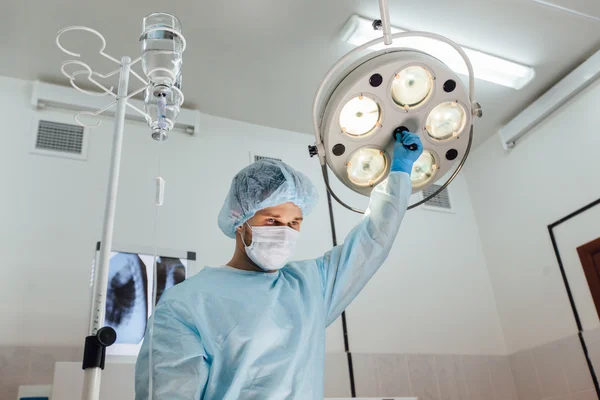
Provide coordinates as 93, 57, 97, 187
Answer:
218, 159, 319, 238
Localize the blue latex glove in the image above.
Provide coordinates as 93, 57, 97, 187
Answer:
390, 131, 424, 174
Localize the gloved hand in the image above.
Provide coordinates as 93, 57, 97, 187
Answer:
390, 131, 424, 174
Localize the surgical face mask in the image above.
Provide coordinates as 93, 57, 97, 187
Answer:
242, 224, 299, 271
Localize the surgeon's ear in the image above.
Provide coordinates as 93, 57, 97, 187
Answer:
235, 225, 243, 235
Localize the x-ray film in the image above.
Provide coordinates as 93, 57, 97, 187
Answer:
101, 250, 189, 355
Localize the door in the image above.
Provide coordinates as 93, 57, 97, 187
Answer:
578, 237, 600, 320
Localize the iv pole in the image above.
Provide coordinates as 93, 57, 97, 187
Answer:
55, 18, 186, 400
82, 56, 131, 400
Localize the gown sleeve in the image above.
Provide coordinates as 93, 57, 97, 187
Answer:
135, 297, 210, 400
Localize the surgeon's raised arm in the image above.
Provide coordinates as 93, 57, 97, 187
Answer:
316, 132, 421, 326
135, 298, 209, 400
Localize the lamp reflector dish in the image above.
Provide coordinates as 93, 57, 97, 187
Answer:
391, 66, 433, 108
426, 102, 466, 140
411, 150, 437, 187
339, 96, 381, 137
346, 147, 388, 186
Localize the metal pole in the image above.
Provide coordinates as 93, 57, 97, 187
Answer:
378, 0, 392, 45
82, 56, 131, 400
322, 166, 357, 397
88, 242, 101, 334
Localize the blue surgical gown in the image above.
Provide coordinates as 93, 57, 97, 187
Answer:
135, 172, 411, 399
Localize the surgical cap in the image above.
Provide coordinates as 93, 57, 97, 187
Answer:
218, 159, 319, 238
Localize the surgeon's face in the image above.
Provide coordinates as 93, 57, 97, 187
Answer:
237, 202, 303, 244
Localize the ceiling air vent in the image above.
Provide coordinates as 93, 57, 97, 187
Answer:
421, 184, 452, 211
31, 117, 89, 160
36, 120, 84, 155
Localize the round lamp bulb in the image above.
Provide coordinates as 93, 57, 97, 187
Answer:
346, 148, 388, 186
411, 151, 437, 187
339, 96, 380, 137
391, 66, 433, 108
426, 101, 467, 140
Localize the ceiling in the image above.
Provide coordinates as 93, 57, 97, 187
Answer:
3, 0, 600, 148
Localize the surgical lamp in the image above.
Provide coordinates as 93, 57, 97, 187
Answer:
56, 12, 185, 400
309, 0, 482, 213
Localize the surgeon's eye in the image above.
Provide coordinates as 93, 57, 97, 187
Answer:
266, 218, 276, 224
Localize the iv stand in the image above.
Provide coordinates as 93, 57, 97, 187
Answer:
55, 23, 185, 400
82, 56, 131, 400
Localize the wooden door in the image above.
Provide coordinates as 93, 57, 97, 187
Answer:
578, 237, 600, 320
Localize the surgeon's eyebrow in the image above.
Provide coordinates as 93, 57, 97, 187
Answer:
261, 212, 303, 221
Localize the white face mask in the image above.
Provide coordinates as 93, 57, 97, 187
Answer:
242, 224, 299, 271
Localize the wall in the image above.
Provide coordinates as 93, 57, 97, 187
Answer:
50, 354, 518, 400
509, 333, 596, 400
0, 76, 340, 350
0, 75, 506, 398
464, 78, 600, 354
341, 351, 519, 399
328, 163, 507, 355
7, 345, 596, 400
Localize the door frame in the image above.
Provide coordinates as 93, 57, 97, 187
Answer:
548, 197, 600, 399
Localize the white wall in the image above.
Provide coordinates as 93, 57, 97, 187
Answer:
0, 76, 341, 350
329, 164, 507, 355
465, 79, 600, 353
0, 75, 506, 356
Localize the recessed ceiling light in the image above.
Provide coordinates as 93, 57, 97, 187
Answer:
341, 15, 535, 90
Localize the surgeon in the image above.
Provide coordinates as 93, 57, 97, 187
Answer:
135, 132, 423, 399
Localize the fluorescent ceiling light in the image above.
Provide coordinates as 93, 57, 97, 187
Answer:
499, 48, 600, 148
341, 15, 535, 90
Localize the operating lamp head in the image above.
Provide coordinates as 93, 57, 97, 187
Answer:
318, 48, 475, 196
